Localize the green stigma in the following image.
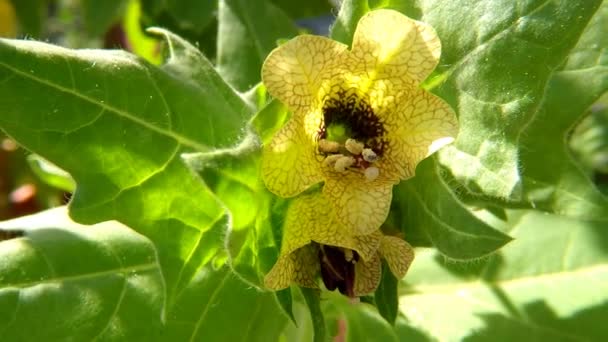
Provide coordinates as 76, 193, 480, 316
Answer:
326, 123, 351, 143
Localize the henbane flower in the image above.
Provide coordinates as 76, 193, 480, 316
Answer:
265, 193, 414, 297
261, 9, 458, 236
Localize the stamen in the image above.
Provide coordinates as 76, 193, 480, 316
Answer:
343, 249, 354, 263
334, 156, 356, 172
362, 148, 378, 162
364, 166, 379, 181
319, 139, 340, 153
344, 139, 364, 155
323, 154, 344, 167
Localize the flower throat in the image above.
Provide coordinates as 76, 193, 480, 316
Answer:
317, 90, 387, 180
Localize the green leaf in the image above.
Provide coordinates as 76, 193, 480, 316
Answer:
516, 2, 608, 221
394, 157, 512, 260
422, 0, 603, 200
81, 0, 126, 37
399, 210, 608, 341
163, 265, 288, 342
375, 262, 399, 325
0, 30, 251, 305
217, 0, 298, 91
330, 0, 370, 45
0, 207, 164, 340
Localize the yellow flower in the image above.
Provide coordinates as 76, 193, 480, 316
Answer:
261, 9, 458, 236
265, 193, 414, 297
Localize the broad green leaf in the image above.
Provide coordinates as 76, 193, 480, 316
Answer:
0, 30, 252, 306
423, 0, 603, 200
516, 2, 608, 221
81, 0, 126, 37
394, 157, 512, 260
217, 0, 298, 91
0, 207, 164, 341
163, 265, 288, 342
399, 210, 608, 341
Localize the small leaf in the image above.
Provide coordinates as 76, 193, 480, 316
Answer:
330, 0, 370, 45
375, 262, 399, 325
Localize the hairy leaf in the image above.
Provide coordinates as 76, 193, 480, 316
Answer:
399, 210, 608, 341
0, 30, 252, 306
0, 207, 164, 341
516, 2, 608, 221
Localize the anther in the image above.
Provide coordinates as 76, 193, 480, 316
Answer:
343, 249, 354, 263
323, 154, 343, 167
362, 148, 378, 162
319, 139, 340, 153
364, 166, 379, 181
334, 156, 356, 172
344, 138, 364, 155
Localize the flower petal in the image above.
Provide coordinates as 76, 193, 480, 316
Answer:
382, 88, 458, 180
349, 9, 441, 86
262, 35, 348, 113
379, 236, 415, 279
264, 244, 320, 290
262, 112, 324, 197
280, 193, 382, 261
323, 177, 393, 236
354, 253, 382, 296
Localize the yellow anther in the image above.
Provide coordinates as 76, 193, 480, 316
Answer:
364, 167, 379, 181
334, 156, 356, 172
345, 138, 364, 155
319, 139, 341, 153
362, 148, 378, 162
323, 154, 344, 167
343, 249, 354, 263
